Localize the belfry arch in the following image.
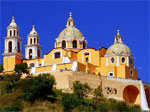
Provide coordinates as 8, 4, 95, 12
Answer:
8, 41, 12, 52
29, 49, 32, 59
123, 85, 140, 104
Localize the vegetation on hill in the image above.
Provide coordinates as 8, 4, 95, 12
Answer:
0, 64, 3, 72
0, 63, 142, 112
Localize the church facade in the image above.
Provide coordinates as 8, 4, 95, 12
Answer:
2, 12, 150, 110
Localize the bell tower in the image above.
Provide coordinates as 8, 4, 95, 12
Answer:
3, 16, 23, 72
25, 23, 42, 59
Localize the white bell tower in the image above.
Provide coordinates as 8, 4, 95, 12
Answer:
3, 16, 23, 72
25, 23, 42, 59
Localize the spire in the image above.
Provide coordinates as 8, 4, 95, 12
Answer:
66, 12, 75, 27
114, 29, 123, 44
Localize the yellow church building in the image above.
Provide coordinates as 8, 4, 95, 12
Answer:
2, 12, 150, 110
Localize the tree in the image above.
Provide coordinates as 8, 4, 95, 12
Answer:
14, 63, 28, 74
92, 86, 105, 111
61, 93, 80, 112
73, 81, 91, 99
21, 74, 55, 102
0, 64, 3, 72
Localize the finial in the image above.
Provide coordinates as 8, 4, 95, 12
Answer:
69, 12, 72, 18
32, 20, 35, 28
117, 29, 120, 36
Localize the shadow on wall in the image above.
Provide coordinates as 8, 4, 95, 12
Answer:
123, 85, 139, 104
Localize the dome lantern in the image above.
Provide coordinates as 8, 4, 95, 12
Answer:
66, 12, 75, 27
114, 29, 123, 44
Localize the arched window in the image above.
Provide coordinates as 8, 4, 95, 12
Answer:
29, 49, 32, 59
62, 40, 66, 48
8, 41, 12, 52
34, 38, 36, 44
14, 30, 16, 36
30, 38, 32, 44
38, 49, 40, 58
83, 42, 86, 49
73, 40, 77, 48
17, 42, 20, 52
10, 30, 12, 37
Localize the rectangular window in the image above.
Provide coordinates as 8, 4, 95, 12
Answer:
86, 57, 89, 63
55, 52, 60, 58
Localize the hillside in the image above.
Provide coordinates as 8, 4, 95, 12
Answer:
0, 72, 142, 112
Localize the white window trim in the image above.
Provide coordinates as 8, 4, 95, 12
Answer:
52, 50, 62, 59
110, 57, 115, 64
130, 69, 134, 77
82, 51, 91, 63
106, 57, 108, 66
108, 72, 114, 77
121, 56, 126, 64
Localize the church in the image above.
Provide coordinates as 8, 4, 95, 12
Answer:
2, 12, 150, 110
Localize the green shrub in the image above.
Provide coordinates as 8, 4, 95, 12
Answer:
3, 100, 23, 112
0, 64, 3, 72
4, 74, 21, 93
73, 81, 91, 99
21, 74, 55, 102
61, 93, 80, 112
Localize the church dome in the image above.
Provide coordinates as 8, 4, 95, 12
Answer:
106, 43, 132, 56
56, 12, 84, 42
57, 27, 84, 41
9, 16, 17, 27
105, 30, 132, 56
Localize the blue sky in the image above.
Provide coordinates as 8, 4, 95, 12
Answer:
0, 1, 149, 83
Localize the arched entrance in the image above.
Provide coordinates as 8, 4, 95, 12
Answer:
145, 88, 150, 107
8, 41, 12, 52
123, 85, 139, 104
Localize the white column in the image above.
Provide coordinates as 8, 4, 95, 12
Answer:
106, 57, 108, 66
127, 56, 129, 67
66, 41, 68, 48
12, 39, 15, 50
78, 41, 80, 49
116, 56, 120, 66
5, 40, 7, 50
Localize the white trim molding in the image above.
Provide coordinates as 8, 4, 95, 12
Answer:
127, 56, 129, 67
116, 56, 120, 66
